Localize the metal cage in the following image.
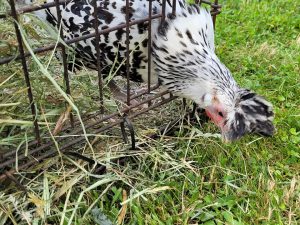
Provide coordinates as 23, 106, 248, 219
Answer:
0, 0, 221, 187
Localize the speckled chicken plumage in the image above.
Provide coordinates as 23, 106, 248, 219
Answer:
24, 0, 181, 82
152, 5, 274, 140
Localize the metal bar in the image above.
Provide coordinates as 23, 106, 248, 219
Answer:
4, 171, 27, 192
7, 0, 71, 16
182, 98, 187, 110
3, 171, 27, 191
9, 0, 41, 143
212, 0, 219, 28
0, 44, 59, 65
130, 83, 160, 100
125, 0, 131, 106
200, 0, 214, 5
54, 0, 74, 126
147, 0, 153, 94
172, 0, 177, 16
91, 0, 104, 114
120, 117, 136, 150
161, 0, 166, 23
64, 151, 103, 166
128, 96, 177, 118
211, 10, 221, 16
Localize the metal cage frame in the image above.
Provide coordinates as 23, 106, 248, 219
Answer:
0, 0, 221, 187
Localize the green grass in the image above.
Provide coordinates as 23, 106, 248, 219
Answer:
0, 0, 300, 224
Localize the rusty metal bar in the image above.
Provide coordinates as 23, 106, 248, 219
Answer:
0, 44, 58, 65
9, 0, 41, 143
131, 83, 160, 100
92, 0, 104, 114
161, 0, 166, 23
5, 0, 71, 17
147, 0, 152, 93
54, 0, 74, 126
212, 0, 219, 28
120, 117, 136, 150
125, 0, 131, 106
172, 0, 177, 16
4, 171, 27, 192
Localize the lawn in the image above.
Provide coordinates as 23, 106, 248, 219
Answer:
0, 0, 299, 224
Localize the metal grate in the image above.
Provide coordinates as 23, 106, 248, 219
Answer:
0, 0, 221, 185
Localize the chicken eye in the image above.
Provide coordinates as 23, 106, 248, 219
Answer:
218, 111, 224, 117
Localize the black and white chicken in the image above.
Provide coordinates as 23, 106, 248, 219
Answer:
16, 0, 275, 141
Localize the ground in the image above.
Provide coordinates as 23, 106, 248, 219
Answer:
0, 0, 299, 224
